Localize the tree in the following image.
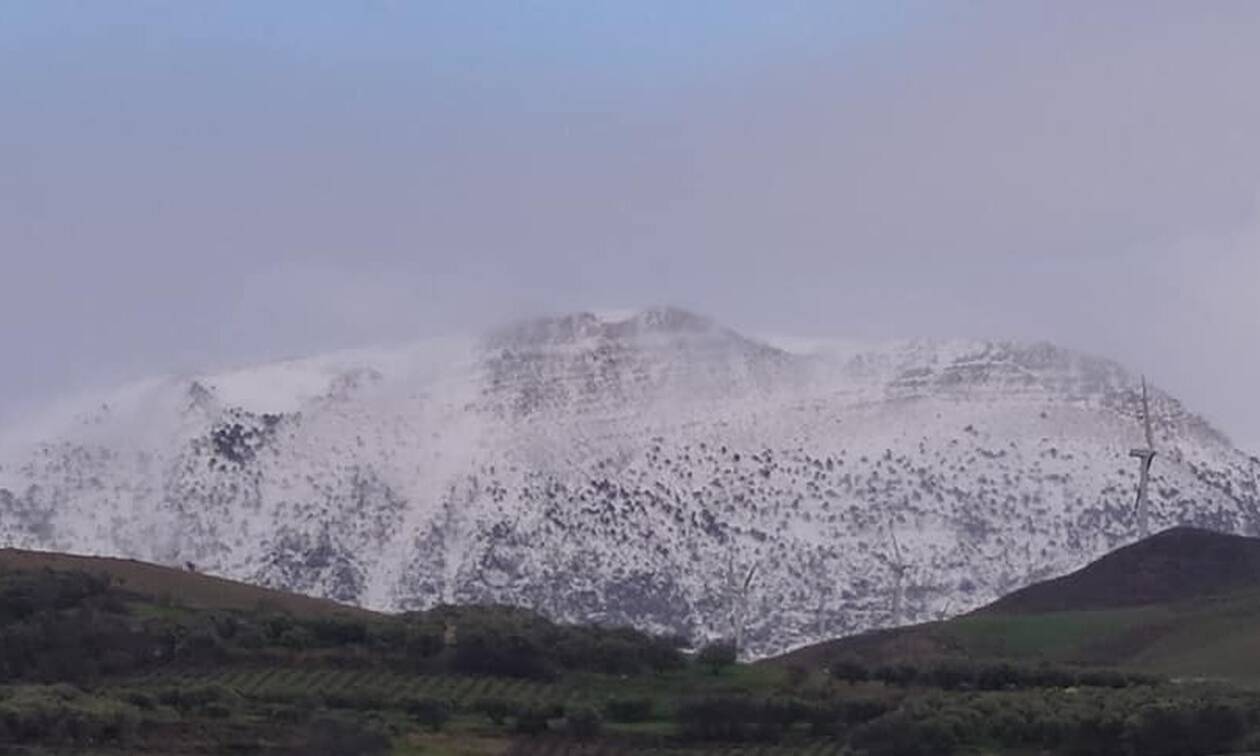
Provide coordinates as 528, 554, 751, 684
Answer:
474, 697, 512, 726
513, 705, 555, 735
566, 705, 602, 737
604, 697, 654, 723
784, 664, 809, 689
829, 658, 869, 683
697, 640, 737, 675
404, 697, 451, 732
676, 696, 758, 741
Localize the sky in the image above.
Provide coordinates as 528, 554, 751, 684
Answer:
1, 1, 1258, 454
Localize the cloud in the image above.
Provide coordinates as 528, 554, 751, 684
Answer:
1, 2, 1259, 447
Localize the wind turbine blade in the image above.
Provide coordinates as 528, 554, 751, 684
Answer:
889, 519, 903, 565
743, 565, 757, 591
1142, 378, 1155, 449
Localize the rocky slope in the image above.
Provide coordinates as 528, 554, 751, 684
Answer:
1, 307, 1257, 656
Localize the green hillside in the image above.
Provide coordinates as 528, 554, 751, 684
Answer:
7, 534, 1260, 755
772, 528, 1260, 682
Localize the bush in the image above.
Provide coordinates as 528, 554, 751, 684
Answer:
267, 703, 311, 724
403, 624, 445, 660
403, 697, 451, 732
566, 705, 602, 737
1077, 669, 1130, 689
1122, 700, 1246, 756
696, 641, 737, 675
309, 618, 369, 646
123, 690, 156, 710
604, 696, 654, 723
0, 688, 140, 746
474, 696, 512, 725
513, 704, 555, 735
1064, 710, 1125, 755
157, 684, 235, 710
976, 662, 1019, 691
826, 659, 1158, 693
851, 711, 960, 756
324, 689, 386, 711
839, 686, 1255, 756
676, 696, 759, 741
643, 635, 688, 672
202, 702, 233, 719
300, 716, 391, 756
105, 707, 141, 744
784, 664, 809, 689
830, 658, 869, 683
925, 661, 973, 691
873, 663, 919, 687
844, 697, 894, 725
805, 702, 846, 736
757, 697, 810, 740
452, 627, 554, 680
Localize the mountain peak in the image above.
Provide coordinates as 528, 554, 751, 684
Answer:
483, 306, 722, 349
1, 310, 1256, 658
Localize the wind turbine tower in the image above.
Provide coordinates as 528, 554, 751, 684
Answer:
733, 563, 757, 656
888, 520, 908, 626
1130, 377, 1157, 539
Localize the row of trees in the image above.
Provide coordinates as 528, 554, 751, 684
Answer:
667, 686, 1260, 755
675, 694, 891, 742
829, 657, 1159, 690
0, 567, 699, 684
0, 686, 142, 746
849, 688, 1255, 756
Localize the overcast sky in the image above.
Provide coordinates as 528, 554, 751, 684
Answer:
2, 2, 1258, 453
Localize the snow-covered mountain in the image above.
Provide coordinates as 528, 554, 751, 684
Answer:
2, 307, 1257, 656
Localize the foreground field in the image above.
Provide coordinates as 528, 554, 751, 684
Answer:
8, 534, 1260, 754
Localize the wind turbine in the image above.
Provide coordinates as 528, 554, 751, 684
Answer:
887, 519, 908, 626
1129, 377, 1157, 539
733, 563, 757, 656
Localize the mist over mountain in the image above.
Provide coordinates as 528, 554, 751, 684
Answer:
1, 307, 1256, 657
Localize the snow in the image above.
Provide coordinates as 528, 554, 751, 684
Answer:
1, 307, 1257, 658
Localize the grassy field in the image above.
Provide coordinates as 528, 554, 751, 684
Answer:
772, 530, 1260, 685
9, 541, 1260, 754
777, 587, 1260, 683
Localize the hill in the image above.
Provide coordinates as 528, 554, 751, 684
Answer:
770, 527, 1260, 681
0, 547, 376, 620
0, 549, 702, 753
3, 307, 1258, 656
7, 546, 1260, 755
981, 526, 1260, 614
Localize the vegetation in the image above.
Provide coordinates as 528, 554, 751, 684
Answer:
8, 550, 1260, 754
776, 529, 1260, 683
829, 657, 1158, 691
696, 640, 737, 675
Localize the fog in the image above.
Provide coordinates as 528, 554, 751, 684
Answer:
2, 2, 1258, 453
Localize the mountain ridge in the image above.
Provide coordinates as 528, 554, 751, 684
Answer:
1, 307, 1257, 656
